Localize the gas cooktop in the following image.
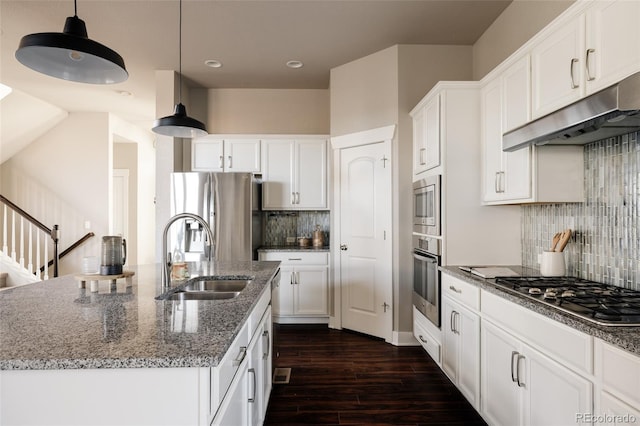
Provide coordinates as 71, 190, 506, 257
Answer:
492, 276, 640, 327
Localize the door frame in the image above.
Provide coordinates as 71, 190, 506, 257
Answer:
329, 124, 395, 342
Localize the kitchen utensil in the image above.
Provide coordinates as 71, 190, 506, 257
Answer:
540, 251, 566, 276
555, 229, 572, 252
312, 225, 324, 247
550, 232, 562, 251
100, 235, 127, 275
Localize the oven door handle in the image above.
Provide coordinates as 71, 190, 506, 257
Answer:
413, 251, 437, 263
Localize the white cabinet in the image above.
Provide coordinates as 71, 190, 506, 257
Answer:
259, 251, 329, 323
481, 320, 593, 426
481, 64, 584, 205
192, 137, 261, 173
595, 339, 640, 426
532, 0, 640, 119
441, 275, 480, 410
411, 93, 440, 178
481, 76, 532, 203
261, 139, 328, 210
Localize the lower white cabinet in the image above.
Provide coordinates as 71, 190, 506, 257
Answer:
259, 251, 329, 323
481, 319, 593, 426
441, 296, 480, 409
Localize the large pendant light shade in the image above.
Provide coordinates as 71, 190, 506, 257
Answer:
15, 3, 128, 84
152, 0, 207, 138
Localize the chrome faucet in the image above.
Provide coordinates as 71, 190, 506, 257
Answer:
162, 213, 214, 289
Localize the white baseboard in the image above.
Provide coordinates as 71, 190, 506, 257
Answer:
392, 330, 420, 346
273, 316, 329, 325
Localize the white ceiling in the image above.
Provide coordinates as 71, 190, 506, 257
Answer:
0, 0, 511, 147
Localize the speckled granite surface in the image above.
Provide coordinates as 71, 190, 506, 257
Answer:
258, 245, 330, 252
0, 261, 280, 370
441, 266, 640, 357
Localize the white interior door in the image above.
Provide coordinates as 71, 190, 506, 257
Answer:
339, 141, 392, 341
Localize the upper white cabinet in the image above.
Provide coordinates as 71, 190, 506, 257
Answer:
192, 137, 261, 173
532, 0, 640, 118
261, 138, 328, 210
411, 94, 441, 178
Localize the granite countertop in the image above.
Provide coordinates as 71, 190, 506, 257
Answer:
258, 245, 330, 252
0, 261, 280, 371
441, 265, 640, 357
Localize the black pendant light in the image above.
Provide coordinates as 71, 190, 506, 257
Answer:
152, 0, 207, 138
15, 0, 128, 84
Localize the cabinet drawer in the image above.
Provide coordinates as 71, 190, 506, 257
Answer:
413, 307, 441, 364
442, 273, 480, 311
596, 339, 640, 408
481, 289, 593, 374
248, 288, 271, 339
260, 251, 328, 265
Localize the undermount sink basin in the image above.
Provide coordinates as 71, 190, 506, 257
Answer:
183, 279, 250, 293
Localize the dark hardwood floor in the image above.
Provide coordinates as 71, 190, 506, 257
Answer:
264, 324, 487, 426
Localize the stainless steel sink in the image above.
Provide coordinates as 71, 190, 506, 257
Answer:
165, 291, 240, 301
183, 279, 249, 293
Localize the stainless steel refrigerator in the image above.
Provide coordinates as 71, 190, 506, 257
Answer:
169, 172, 262, 262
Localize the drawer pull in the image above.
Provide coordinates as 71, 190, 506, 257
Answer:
449, 285, 462, 294
263, 330, 271, 359
511, 351, 518, 383
248, 368, 256, 403
288, 258, 302, 261
233, 346, 247, 367
516, 354, 525, 387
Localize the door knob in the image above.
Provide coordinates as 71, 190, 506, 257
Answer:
340, 244, 348, 251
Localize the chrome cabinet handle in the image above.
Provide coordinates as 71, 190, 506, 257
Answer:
233, 346, 247, 367
248, 368, 256, 403
586, 49, 596, 81
570, 58, 580, 89
295, 192, 300, 204
227, 155, 232, 169
219, 155, 224, 169
418, 335, 428, 344
516, 354, 525, 387
419, 148, 426, 165
495, 172, 500, 193
449, 285, 462, 294
291, 192, 295, 204
511, 351, 518, 383
263, 330, 270, 359
450, 310, 456, 333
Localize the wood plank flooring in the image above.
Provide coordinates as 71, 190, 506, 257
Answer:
265, 324, 487, 426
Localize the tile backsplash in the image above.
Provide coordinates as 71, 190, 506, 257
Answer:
262, 211, 330, 246
522, 132, 640, 290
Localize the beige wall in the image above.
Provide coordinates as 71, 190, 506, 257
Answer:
330, 44, 474, 335
206, 89, 329, 134
472, 0, 575, 80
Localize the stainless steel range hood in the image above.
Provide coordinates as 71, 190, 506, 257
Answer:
503, 71, 640, 152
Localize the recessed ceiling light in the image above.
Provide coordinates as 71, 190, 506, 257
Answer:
116, 90, 132, 97
286, 60, 303, 69
204, 59, 222, 68
0, 83, 12, 100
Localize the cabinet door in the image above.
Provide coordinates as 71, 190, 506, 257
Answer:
441, 298, 459, 384
272, 267, 294, 316
192, 138, 224, 171
524, 344, 593, 426
247, 326, 262, 426
531, 16, 585, 118
212, 363, 249, 426
586, 0, 640, 94
503, 55, 531, 133
481, 321, 522, 426
262, 140, 295, 209
412, 107, 426, 177
295, 140, 328, 209
423, 95, 441, 171
457, 304, 480, 409
260, 309, 273, 421
294, 267, 328, 316
225, 139, 261, 173
599, 392, 640, 426
481, 79, 505, 203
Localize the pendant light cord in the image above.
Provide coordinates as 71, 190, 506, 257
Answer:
178, 0, 183, 103
73, 0, 78, 17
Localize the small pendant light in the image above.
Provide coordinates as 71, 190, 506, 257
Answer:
15, 0, 128, 84
152, 0, 207, 138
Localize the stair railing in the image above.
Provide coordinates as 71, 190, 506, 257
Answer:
1, 194, 60, 279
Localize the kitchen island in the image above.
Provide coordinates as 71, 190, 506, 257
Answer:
0, 261, 280, 425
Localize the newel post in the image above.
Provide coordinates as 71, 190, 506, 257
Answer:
51, 225, 60, 277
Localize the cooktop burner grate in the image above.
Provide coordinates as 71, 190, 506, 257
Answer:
493, 276, 640, 326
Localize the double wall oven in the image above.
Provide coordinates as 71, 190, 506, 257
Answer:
412, 175, 442, 328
